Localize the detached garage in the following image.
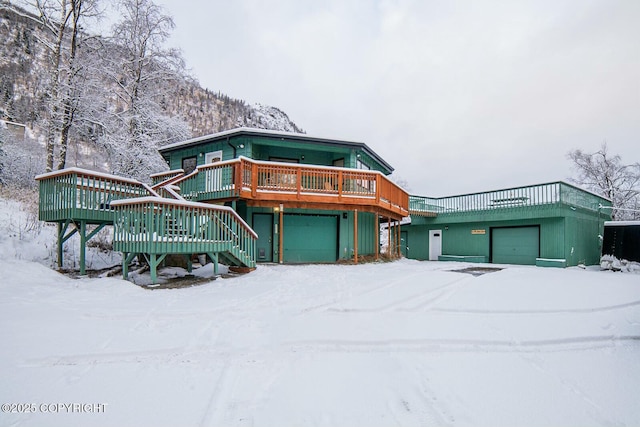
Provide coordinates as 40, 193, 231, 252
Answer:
404, 182, 611, 267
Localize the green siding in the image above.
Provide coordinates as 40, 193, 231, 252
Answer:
491, 226, 540, 265
246, 207, 377, 263
405, 217, 568, 264
163, 134, 392, 176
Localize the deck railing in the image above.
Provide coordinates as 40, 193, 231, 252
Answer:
110, 197, 257, 267
409, 182, 611, 216
36, 168, 156, 223
150, 169, 185, 186
173, 156, 409, 218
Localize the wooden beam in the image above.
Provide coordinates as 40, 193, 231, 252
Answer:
246, 200, 404, 221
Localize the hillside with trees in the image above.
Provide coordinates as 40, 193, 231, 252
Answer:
0, 0, 303, 184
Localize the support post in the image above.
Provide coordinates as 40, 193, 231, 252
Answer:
387, 217, 391, 256
150, 254, 157, 284
122, 252, 137, 280
207, 253, 219, 275
397, 220, 401, 258
354, 209, 358, 264
148, 253, 168, 284
185, 255, 193, 273
79, 220, 87, 275
57, 222, 65, 269
375, 214, 379, 261
278, 204, 284, 264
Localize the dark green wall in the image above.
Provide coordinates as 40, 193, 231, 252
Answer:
245, 206, 377, 262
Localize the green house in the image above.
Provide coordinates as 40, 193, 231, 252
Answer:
403, 182, 612, 267
157, 127, 409, 264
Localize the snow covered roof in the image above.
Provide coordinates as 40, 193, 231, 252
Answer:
604, 221, 640, 226
158, 127, 394, 173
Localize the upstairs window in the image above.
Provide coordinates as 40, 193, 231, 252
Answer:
182, 156, 197, 175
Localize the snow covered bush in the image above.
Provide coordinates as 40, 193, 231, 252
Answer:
600, 254, 640, 273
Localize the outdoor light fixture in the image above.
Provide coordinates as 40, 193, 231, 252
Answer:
238, 144, 245, 149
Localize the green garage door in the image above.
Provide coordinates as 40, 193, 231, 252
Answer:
491, 226, 539, 265
283, 214, 338, 263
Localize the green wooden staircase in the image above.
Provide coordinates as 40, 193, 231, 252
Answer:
36, 168, 257, 283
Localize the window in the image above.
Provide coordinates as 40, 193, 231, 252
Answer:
182, 156, 197, 175
355, 158, 373, 192
269, 157, 299, 164
356, 158, 370, 170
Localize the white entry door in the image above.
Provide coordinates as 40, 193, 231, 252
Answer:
429, 229, 442, 261
204, 150, 223, 192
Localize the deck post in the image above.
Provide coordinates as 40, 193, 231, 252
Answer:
387, 217, 391, 256
147, 253, 167, 284
354, 209, 358, 264
397, 221, 401, 258
150, 253, 157, 284
57, 222, 65, 269
278, 204, 284, 264
211, 253, 219, 275
57, 219, 76, 270
185, 255, 192, 273
122, 252, 128, 279
79, 220, 87, 275
375, 214, 379, 261
122, 252, 137, 280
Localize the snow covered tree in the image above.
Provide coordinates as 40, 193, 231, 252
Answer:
98, 0, 191, 181
11, 0, 101, 171
568, 143, 640, 220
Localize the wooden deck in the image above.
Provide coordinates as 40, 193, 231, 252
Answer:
167, 156, 409, 219
36, 168, 257, 281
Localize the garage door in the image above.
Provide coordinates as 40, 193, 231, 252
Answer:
283, 214, 338, 263
491, 226, 539, 265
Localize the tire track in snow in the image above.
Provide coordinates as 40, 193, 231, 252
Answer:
299, 270, 435, 314
317, 274, 470, 314
199, 358, 234, 427
284, 335, 640, 354
22, 335, 639, 369
21, 346, 230, 367
427, 299, 640, 315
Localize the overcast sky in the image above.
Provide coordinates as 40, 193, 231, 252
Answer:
155, 0, 638, 197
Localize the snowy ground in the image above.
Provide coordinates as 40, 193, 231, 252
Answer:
1, 194, 639, 426
0, 258, 638, 427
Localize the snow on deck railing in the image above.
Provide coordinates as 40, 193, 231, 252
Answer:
36, 167, 157, 222
409, 182, 612, 215
110, 197, 257, 267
